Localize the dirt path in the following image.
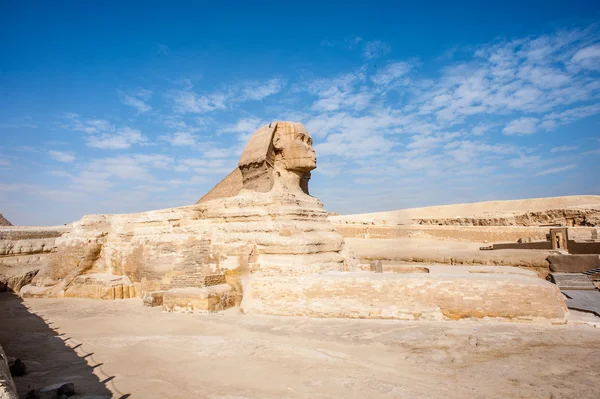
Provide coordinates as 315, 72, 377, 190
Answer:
1, 294, 600, 398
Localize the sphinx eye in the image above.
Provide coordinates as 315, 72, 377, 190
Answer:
307, 137, 312, 145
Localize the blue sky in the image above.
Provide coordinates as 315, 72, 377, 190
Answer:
1, 1, 600, 225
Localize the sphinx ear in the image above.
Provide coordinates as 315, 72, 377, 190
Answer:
272, 132, 283, 151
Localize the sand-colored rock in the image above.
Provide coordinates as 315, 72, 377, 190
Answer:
162, 284, 236, 312
64, 273, 136, 300
331, 195, 600, 227
240, 268, 568, 322
0, 226, 70, 294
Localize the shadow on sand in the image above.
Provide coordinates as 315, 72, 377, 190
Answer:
0, 292, 129, 398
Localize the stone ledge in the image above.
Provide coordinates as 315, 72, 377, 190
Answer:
64, 274, 136, 300
240, 271, 568, 323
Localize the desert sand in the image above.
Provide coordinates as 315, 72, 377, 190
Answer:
1, 294, 599, 399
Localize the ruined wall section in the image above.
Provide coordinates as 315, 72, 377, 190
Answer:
0, 226, 70, 292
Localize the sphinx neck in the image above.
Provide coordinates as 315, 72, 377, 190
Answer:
273, 166, 310, 197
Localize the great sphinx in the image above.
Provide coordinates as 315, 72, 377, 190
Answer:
20, 121, 351, 306
16, 121, 568, 322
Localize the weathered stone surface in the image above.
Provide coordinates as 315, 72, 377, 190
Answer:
548, 254, 600, 273
0, 226, 69, 297
330, 196, 600, 227
142, 291, 165, 307
63, 274, 135, 300
0, 345, 17, 399
162, 284, 235, 313
240, 270, 568, 322
198, 121, 315, 203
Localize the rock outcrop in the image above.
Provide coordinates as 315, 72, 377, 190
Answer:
0, 227, 70, 293
331, 196, 600, 227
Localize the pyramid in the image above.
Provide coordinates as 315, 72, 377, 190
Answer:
0, 214, 12, 226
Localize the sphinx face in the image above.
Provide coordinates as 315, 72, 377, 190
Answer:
273, 122, 317, 172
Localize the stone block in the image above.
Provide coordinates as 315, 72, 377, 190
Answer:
162, 284, 235, 313
64, 274, 135, 300
142, 291, 165, 307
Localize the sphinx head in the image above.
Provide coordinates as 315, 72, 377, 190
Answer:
272, 122, 317, 172
237, 121, 317, 196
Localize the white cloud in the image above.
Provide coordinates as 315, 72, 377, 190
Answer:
536, 164, 576, 176
241, 78, 284, 100
550, 146, 578, 153
363, 40, 391, 59
221, 117, 265, 135
571, 43, 600, 70
159, 131, 197, 147
119, 89, 152, 112
171, 90, 227, 114
370, 62, 412, 86
48, 150, 75, 163
62, 113, 115, 134
471, 123, 494, 136
503, 117, 539, 135
86, 127, 147, 149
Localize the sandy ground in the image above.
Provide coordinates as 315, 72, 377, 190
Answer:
345, 237, 551, 273
330, 195, 600, 224
1, 294, 600, 399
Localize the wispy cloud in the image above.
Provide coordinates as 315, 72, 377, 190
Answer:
61, 114, 147, 150
159, 131, 197, 147
550, 145, 578, 153
503, 117, 539, 135
240, 78, 285, 101
363, 40, 391, 59
119, 89, 152, 112
48, 150, 75, 163
86, 127, 147, 149
536, 164, 576, 176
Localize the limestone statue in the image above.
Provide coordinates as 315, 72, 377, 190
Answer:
198, 121, 316, 202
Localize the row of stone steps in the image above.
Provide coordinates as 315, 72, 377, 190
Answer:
548, 273, 596, 290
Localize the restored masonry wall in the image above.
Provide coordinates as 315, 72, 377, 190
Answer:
241, 271, 568, 322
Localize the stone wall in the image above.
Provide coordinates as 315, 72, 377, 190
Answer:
548, 254, 600, 273
492, 241, 553, 250
0, 226, 70, 292
241, 271, 568, 323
